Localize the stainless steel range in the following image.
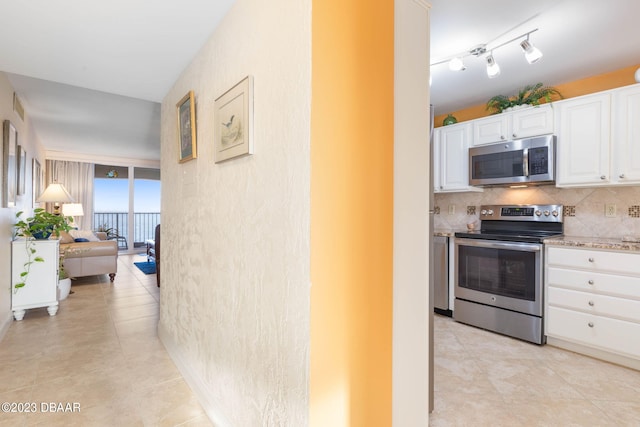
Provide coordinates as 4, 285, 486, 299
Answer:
453, 204, 563, 344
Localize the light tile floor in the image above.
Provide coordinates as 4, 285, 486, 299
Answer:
430, 314, 640, 426
0, 254, 212, 427
4, 258, 640, 426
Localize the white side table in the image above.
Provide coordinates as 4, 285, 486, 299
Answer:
11, 239, 59, 321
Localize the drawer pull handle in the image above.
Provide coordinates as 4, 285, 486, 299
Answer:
588, 301, 594, 306
588, 280, 594, 285
588, 322, 594, 328
588, 257, 594, 262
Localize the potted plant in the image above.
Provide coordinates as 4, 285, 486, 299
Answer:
58, 248, 72, 300
13, 209, 72, 292
15, 208, 72, 240
486, 82, 563, 114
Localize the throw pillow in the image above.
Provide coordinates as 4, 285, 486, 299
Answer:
58, 231, 75, 244
69, 230, 100, 242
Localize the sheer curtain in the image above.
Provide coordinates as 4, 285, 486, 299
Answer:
45, 160, 94, 230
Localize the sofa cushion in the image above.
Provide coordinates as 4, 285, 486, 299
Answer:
70, 230, 100, 242
58, 231, 75, 244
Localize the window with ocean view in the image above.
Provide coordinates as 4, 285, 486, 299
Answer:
94, 165, 160, 252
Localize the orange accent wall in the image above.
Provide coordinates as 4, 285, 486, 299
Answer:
435, 63, 640, 126
310, 0, 394, 425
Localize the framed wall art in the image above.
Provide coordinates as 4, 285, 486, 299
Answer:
214, 76, 254, 163
2, 120, 17, 208
17, 145, 26, 195
32, 158, 42, 207
177, 90, 197, 163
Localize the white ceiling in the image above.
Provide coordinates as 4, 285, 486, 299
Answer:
1, 0, 639, 161
0, 0, 236, 161
430, 0, 640, 116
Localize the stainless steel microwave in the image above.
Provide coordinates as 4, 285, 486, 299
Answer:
469, 135, 555, 187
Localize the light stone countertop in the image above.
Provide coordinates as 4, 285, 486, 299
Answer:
434, 229, 456, 237
544, 235, 640, 252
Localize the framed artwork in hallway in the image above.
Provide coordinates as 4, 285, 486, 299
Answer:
177, 90, 197, 163
214, 75, 254, 163
32, 158, 42, 207
2, 120, 17, 208
17, 145, 26, 195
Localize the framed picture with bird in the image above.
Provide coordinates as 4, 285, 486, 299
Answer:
214, 76, 254, 163
177, 90, 197, 163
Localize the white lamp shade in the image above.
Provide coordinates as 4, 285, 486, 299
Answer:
36, 183, 74, 203
62, 203, 84, 217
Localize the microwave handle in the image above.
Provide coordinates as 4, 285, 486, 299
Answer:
522, 148, 529, 177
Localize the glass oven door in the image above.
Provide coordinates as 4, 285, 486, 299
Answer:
454, 238, 543, 316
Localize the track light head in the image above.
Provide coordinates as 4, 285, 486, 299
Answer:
448, 57, 466, 71
520, 39, 543, 64
486, 53, 500, 78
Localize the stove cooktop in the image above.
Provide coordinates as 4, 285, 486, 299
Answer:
454, 229, 563, 244
454, 204, 564, 243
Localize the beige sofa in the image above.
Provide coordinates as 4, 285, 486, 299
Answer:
59, 231, 118, 281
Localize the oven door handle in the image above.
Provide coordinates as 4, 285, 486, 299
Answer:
455, 238, 541, 252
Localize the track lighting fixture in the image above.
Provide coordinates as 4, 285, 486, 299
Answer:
430, 28, 542, 79
486, 53, 500, 78
448, 57, 466, 71
520, 37, 543, 64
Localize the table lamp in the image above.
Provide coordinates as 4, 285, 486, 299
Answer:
61, 203, 84, 228
36, 183, 74, 215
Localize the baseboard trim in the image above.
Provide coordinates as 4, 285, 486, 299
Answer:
547, 336, 640, 371
158, 322, 233, 427
0, 312, 12, 342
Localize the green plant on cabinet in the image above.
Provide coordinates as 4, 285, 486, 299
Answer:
14, 209, 72, 292
486, 82, 563, 114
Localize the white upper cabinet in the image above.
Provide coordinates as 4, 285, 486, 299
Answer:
556, 83, 640, 187
472, 104, 554, 146
555, 92, 611, 187
433, 122, 482, 193
471, 114, 509, 145
611, 84, 640, 184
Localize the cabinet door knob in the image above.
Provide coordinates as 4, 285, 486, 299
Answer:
600, 175, 606, 180
588, 301, 594, 306
588, 322, 594, 328
620, 173, 625, 179
588, 279, 594, 285
512, 133, 517, 138
501, 136, 506, 141
588, 257, 594, 262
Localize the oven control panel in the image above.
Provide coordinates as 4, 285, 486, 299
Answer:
479, 204, 563, 222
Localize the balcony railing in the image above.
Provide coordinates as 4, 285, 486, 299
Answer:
94, 212, 160, 250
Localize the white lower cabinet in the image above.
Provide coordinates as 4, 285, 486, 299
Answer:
11, 239, 60, 321
545, 246, 640, 368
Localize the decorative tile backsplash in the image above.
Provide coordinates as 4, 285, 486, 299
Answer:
434, 185, 640, 239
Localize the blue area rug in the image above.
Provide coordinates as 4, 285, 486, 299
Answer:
134, 261, 156, 274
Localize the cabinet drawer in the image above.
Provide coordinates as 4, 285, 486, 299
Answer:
547, 306, 640, 359
547, 286, 640, 322
547, 247, 640, 275
547, 267, 640, 299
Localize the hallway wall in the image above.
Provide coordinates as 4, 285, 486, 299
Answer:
158, 0, 311, 425
0, 72, 45, 337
